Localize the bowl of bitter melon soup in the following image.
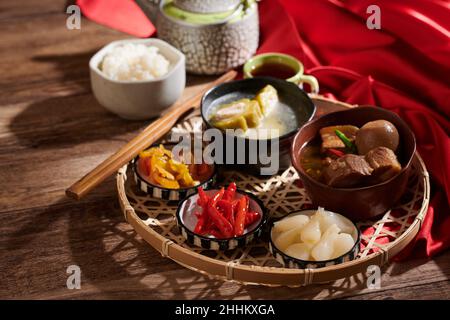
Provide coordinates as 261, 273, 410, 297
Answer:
201, 77, 316, 175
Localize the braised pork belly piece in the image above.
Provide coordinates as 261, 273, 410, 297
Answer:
365, 146, 401, 183
319, 125, 359, 152
322, 154, 373, 188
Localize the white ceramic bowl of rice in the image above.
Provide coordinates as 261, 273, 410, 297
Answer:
90, 38, 185, 120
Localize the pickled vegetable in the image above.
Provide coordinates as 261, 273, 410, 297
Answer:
271, 207, 358, 262
284, 243, 312, 260
194, 184, 261, 239
300, 218, 321, 245
315, 207, 355, 234
333, 233, 355, 258
273, 226, 304, 251
310, 224, 340, 261
138, 145, 198, 189
255, 84, 278, 115
273, 214, 309, 234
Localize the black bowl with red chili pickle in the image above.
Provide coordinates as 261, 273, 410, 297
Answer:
176, 183, 268, 250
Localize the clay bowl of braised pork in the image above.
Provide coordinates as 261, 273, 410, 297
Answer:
291, 105, 416, 220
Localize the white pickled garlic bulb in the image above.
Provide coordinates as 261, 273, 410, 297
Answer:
316, 207, 354, 234
273, 226, 303, 251
273, 214, 309, 234
311, 224, 340, 261
284, 243, 313, 261
332, 233, 355, 258
300, 218, 321, 245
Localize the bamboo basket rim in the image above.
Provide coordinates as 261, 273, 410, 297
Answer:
116, 96, 430, 286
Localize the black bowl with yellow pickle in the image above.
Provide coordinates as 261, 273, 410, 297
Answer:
201, 77, 316, 176
132, 143, 217, 201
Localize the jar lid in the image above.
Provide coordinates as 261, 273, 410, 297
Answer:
173, 0, 242, 14
161, 0, 256, 25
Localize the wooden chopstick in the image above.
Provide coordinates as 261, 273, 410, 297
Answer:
66, 70, 237, 200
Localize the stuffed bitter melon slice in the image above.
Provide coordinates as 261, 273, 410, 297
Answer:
243, 100, 263, 127
209, 99, 251, 122
212, 115, 249, 131
255, 84, 278, 115
210, 99, 263, 131
209, 85, 279, 131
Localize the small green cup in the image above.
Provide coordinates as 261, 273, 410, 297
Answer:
243, 52, 319, 94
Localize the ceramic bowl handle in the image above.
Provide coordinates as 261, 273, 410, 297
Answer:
298, 74, 319, 94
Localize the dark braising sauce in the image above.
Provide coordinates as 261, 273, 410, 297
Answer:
300, 138, 326, 182
251, 62, 297, 80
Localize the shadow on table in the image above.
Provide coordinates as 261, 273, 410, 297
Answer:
7, 49, 149, 150
8, 94, 147, 150
32, 50, 97, 93
9, 49, 215, 151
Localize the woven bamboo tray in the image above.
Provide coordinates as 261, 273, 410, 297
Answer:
116, 97, 430, 286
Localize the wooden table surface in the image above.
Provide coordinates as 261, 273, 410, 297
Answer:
1, 0, 449, 300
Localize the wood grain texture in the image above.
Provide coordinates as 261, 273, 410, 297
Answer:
0, 0, 448, 300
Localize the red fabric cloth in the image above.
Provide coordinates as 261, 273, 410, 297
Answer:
79, 0, 450, 259
77, 0, 155, 38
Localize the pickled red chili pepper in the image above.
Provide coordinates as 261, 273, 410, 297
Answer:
234, 196, 248, 236
197, 187, 209, 207
223, 182, 237, 201
194, 214, 207, 234
207, 228, 223, 239
193, 184, 257, 239
245, 211, 260, 227
207, 200, 234, 238
217, 200, 234, 225
211, 187, 224, 206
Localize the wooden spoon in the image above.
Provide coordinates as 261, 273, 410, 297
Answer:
66, 70, 237, 200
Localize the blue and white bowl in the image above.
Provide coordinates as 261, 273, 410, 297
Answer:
132, 144, 217, 201
176, 189, 267, 250
269, 210, 361, 269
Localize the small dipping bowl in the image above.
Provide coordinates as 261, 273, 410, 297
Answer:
176, 189, 267, 250
291, 105, 416, 220
201, 77, 316, 175
132, 143, 217, 201
269, 209, 361, 269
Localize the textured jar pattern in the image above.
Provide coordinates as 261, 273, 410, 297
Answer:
173, 0, 242, 13
156, 4, 259, 75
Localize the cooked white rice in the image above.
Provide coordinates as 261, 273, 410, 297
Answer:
101, 43, 170, 81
